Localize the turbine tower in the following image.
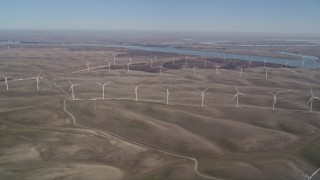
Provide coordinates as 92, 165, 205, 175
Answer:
193, 66, 198, 76
172, 57, 175, 65
233, 85, 245, 108
150, 58, 154, 68
161, 87, 170, 105
87, 63, 90, 72
307, 88, 319, 112
264, 58, 268, 68
157, 64, 164, 75
0, 74, 10, 91
267, 91, 281, 111
108, 62, 111, 71
196, 88, 209, 108
249, 60, 252, 69
36, 73, 41, 91
240, 67, 243, 77
68, 80, 80, 100
265, 68, 268, 80
301, 59, 305, 69
215, 64, 221, 76
129, 82, 143, 101
96, 82, 110, 100
127, 63, 131, 72
185, 54, 188, 65
113, 55, 116, 66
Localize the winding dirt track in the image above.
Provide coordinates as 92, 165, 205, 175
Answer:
62, 99, 221, 180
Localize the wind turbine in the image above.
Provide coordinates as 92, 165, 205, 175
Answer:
129, 57, 132, 64
248, 60, 252, 69
161, 87, 170, 105
193, 66, 198, 76
185, 54, 188, 65
267, 90, 281, 111
150, 58, 154, 68
265, 68, 268, 80
157, 64, 165, 75
108, 62, 111, 71
86, 63, 90, 72
172, 57, 175, 65
196, 88, 209, 108
301, 59, 305, 69
36, 73, 41, 91
240, 67, 243, 77
233, 85, 245, 108
113, 55, 116, 66
129, 82, 143, 101
307, 88, 319, 112
302, 168, 320, 180
0, 74, 10, 91
96, 82, 110, 100
127, 63, 131, 72
215, 64, 221, 76
264, 58, 268, 68
68, 80, 80, 100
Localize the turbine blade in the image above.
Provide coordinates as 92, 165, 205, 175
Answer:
96, 82, 103, 86
232, 94, 238, 100
311, 168, 320, 177
307, 98, 313, 104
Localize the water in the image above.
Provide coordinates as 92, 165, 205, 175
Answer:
98, 44, 319, 69
7, 41, 319, 68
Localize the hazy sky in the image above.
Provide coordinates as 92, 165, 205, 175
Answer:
0, 0, 320, 34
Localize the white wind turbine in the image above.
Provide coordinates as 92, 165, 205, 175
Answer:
215, 64, 221, 76
303, 168, 320, 180
68, 80, 80, 100
233, 85, 245, 108
196, 88, 209, 108
96, 82, 110, 100
240, 67, 243, 77
129, 82, 143, 101
267, 90, 281, 111
36, 73, 41, 91
265, 68, 268, 80
307, 88, 319, 112
248, 60, 252, 69
157, 64, 165, 75
161, 87, 170, 105
301, 59, 305, 69
0, 74, 10, 91
185, 54, 188, 65
127, 63, 131, 72
108, 62, 111, 71
172, 57, 175, 65
264, 58, 268, 68
150, 58, 154, 68
129, 57, 132, 64
193, 66, 198, 76
86, 62, 90, 72
113, 55, 116, 66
